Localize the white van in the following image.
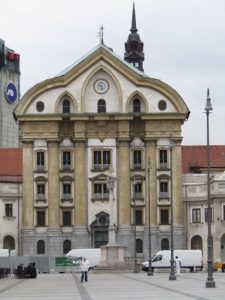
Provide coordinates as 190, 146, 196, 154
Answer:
66, 248, 101, 269
142, 250, 203, 272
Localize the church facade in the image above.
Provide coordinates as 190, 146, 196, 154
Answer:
15, 7, 189, 258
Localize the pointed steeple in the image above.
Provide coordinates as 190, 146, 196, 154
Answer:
124, 3, 145, 72
131, 3, 137, 32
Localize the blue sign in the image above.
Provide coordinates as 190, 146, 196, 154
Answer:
5, 83, 17, 104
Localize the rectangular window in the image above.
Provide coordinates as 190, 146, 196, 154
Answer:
223, 205, 225, 221
62, 183, 71, 200
37, 152, 45, 170
133, 150, 142, 169
134, 182, 142, 199
5, 204, 13, 217
37, 183, 46, 200
159, 150, 168, 169
135, 210, 143, 225
160, 209, 169, 225
94, 183, 109, 199
37, 211, 45, 226
205, 207, 214, 222
93, 150, 111, 170
159, 181, 169, 198
63, 211, 71, 226
192, 208, 201, 223
63, 151, 71, 169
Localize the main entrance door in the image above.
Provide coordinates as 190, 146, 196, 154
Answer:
90, 211, 109, 248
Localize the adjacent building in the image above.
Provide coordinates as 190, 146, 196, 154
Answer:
0, 39, 20, 147
182, 146, 225, 264
0, 148, 22, 254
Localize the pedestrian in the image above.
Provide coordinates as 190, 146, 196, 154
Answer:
80, 257, 90, 283
175, 256, 182, 276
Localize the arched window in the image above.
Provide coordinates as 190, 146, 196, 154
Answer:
62, 99, 70, 114
136, 238, 143, 253
161, 238, 169, 250
97, 99, 106, 113
191, 235, 203, 252
133, 98, 141, 113
37, 240, 45, 254
3, 235, 15, 250
63, 240, 71, 254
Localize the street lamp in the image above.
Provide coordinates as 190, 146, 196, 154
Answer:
133, 178, 138, 273
205, 88, 216, 288
169, 139, 176, 281
147, 159, 153, 276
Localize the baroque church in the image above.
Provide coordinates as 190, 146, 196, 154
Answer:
15, 5, 189, 258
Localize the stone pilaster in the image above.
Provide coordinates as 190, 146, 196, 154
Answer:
48, 141, 60, 226
22, 142, 34, 228
172, 140, 183, 225
74, 141, 87, 227
118, 140, 131, 226
145, 140, 157, 225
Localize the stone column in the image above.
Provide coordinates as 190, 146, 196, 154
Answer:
145, 140, 157, 225
172, 140, 183, 225
118, 140, 131, 226
22, 142, 34, 228
74, 141, 86, 228
48, 141, 60, 226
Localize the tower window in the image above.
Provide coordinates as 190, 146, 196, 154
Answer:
97, 99, 106, 113
133, 98, 141, 113
62, 99, 70, 114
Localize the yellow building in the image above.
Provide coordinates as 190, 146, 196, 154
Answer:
15, 7, 189, 258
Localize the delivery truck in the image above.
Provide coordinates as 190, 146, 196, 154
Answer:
142, 250, 203, 272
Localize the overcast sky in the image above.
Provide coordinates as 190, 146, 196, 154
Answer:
1, 0, 224, 145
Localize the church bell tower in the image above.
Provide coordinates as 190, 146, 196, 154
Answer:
124, 3, 145, 72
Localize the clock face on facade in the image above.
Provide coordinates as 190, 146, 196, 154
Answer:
94, 79, 109, 94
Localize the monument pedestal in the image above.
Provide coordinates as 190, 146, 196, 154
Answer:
95, 227, 126, 272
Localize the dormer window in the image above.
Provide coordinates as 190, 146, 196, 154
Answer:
97, 99, 106, 113
133, 98, 141, 113
62, 99, 70, 114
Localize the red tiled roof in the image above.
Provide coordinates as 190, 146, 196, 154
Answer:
182, 146, 225, 173
0, 148, 23, 176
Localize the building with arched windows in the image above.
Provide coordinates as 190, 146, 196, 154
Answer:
14, 6, 190, 258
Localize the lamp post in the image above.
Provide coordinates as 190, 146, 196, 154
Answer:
147, 159, 153, 276
205, 88, 215, 288
169, 139, 176, 280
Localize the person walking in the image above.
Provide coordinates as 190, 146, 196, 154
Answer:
175, 256, 182, 276
80, 257, 90, 283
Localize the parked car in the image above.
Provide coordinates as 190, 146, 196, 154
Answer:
214, 261, 225, 272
